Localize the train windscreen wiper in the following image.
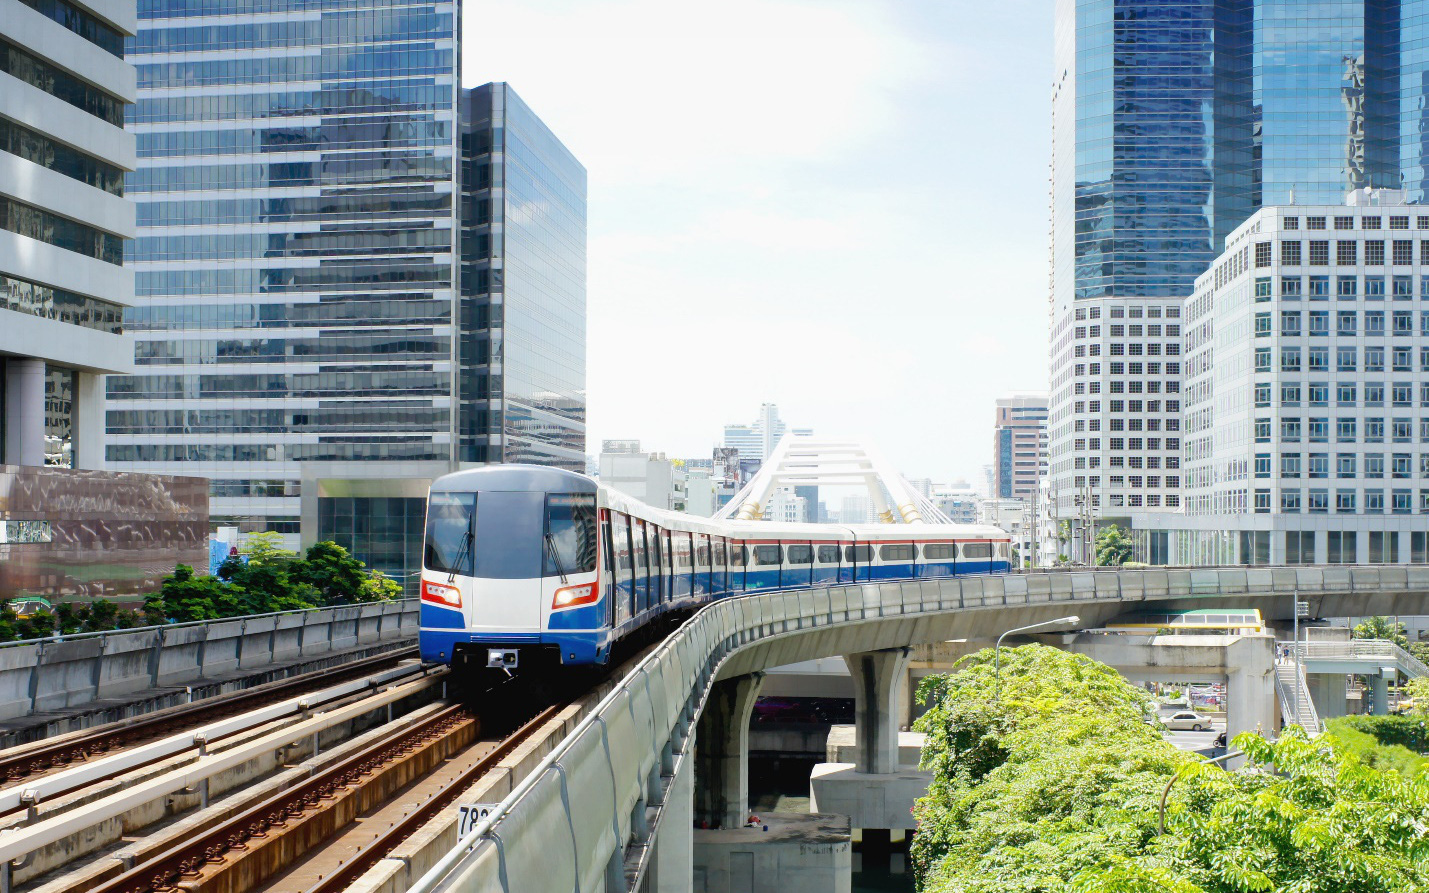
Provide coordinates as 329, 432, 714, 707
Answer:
545, 532, 569, 584
448, 528, 473, 584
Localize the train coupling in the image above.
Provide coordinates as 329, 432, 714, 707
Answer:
486, 648, 519, 676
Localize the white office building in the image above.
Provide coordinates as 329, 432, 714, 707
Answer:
0, 0, 138, 468
1131, 191, 1429, 565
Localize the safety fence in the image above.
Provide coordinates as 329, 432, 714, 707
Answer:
0, 599, 416, 719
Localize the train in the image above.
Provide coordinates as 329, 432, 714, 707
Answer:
418, 464, 1013, 673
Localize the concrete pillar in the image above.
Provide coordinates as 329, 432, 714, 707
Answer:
3, 358, 45, 467
843, 648, 911, 774
74, 371, 105, 470
695, 672, 764, 829
653, 744, 694, 893
1370, 674, 1390, 716
1307, 673, 1347, 722
1225, 635, 1275, 755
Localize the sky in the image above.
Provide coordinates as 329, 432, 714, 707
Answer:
464, 0, 1053, 487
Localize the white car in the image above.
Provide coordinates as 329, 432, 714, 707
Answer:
1163, 711, 1214, 731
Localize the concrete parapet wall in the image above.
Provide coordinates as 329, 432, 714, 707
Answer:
0, 599, 418, 721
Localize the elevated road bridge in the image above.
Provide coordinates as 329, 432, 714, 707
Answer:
407, 565, 1429, 893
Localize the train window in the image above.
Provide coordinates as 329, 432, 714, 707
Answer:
696, 536, 710, 566
424, 492, 474, 575
787, 544, 814, 564
754, 545, 782, 565
816, 545, 840, 564
614, 514, 633, 569
961, 542, 992, 559
714, 540, 727, 565
923, 543, 956, 560
729, 544, 747, 565
542, 494, 597, 577
844, 544, 872, 563
676, 533, 693, 567
471, 491, 545, 579
880, 544, 915, 561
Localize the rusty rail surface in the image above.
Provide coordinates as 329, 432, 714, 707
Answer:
87, 700, 473, 893
301, 699, 567, 893
0, 647, 418, 785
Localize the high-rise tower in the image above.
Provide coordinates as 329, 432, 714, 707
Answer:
1048, 0, 1413, 552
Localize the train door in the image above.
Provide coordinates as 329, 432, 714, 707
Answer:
728, 541, 745, 592
712, 537, 727, 595
633, 520, 650, 614
648, 523, 664, 607
786, 542, 813, 587
847, 543, 871, 583
600, 512, 616, 626
694, 534, 711, 597
613, 513, 634, 626
664, 529, 674, 603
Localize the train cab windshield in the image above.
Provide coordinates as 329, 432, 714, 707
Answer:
424, 491, 597, 579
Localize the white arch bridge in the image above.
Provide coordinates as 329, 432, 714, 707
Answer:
409, 566, 1429, 893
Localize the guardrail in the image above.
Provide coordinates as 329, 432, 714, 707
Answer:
0, 598, 417, 720
1289, 638, 1429, 678
408, 566, 1429, 893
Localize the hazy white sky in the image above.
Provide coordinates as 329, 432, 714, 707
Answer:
464, 0, 1052, 485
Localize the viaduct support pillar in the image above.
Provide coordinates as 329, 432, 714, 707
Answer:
653, 741, 695, 893
1370, 673, 1391, 716
1307, 673, 1347, 722
695, 671, 764, 829
843, 648, 912, 775
1225, 635, 1276, 765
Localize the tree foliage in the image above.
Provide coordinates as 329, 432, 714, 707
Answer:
1353, 615, 1410, 649
1094, 524, 1135, 566
912, 644, 1429, 893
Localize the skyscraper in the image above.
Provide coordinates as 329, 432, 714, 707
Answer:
722, 402, 809, 464
992, 394, 1048, 500
458, 83, 586, 469
1048, 0, 1418, 550
114, 2, 586, 585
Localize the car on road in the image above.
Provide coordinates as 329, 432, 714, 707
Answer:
1163, 711, 1214, 731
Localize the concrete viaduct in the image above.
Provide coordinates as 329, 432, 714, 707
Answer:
405, 566, 1429, 893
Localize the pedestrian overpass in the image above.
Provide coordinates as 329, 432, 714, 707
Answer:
407, 566, 1429, 893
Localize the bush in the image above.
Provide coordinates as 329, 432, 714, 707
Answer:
1330, 713, 1429, 756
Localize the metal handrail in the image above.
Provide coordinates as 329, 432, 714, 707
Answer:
0, 597, 415, 648
1286, 638, 1429, 677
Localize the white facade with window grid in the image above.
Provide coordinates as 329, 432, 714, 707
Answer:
1132, 194, 1429, 566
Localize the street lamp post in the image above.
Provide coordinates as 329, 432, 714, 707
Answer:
995, 615, 1082, 700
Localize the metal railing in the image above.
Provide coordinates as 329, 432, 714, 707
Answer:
1288, 638, 1429, 678
1274, 659, 1321, 731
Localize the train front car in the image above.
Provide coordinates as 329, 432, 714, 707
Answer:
419, 465, 605, 674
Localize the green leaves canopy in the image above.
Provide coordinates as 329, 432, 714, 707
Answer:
912, 644, 1429, 893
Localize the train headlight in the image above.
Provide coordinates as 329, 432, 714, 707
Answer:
551, 581, 599, 610
421, 579, 462, 608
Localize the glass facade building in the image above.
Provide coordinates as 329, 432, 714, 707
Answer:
1048, 0, 1429, 551
113, 3, 586, 586
459, 83, 587, 470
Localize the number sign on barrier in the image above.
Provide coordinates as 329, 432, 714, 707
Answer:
456, 803, 499, 837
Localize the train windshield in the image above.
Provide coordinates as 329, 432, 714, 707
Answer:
543, 494, 597, 577
424, 492, 474, 575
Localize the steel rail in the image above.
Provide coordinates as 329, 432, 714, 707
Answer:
300, 700, 567, 893
0, 647, 417, 785
86, 701, 475, 893
0, 658, 430, 817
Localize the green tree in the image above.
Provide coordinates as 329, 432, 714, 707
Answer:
150, 564, 247, 622
1094, 524, 1134, 566
1354, 615, 1410, 649
1404, 676, 1429, 716
296, 541, 369, 605
360, 569, 403, 602
912, 645, 1429, 893
240, 530, 297, 567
